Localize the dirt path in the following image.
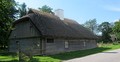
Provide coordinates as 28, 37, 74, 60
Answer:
63, 49, 120, 62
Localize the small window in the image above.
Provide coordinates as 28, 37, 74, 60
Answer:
16, 41, 19, 45
47, 38, 54, 43
65, 41, 69, 48
83, 41, 86, 47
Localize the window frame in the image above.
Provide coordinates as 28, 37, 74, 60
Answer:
47, 38, 54, 43
65, 41, 69, 48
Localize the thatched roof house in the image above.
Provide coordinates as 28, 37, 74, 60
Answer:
9, 9, 97, 55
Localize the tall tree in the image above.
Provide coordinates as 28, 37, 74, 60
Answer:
83, 19, 97, 34
38, 5, 53, 14
0, 0, 18, 49
98, 22, 112, 42
113, 20, 120, 40
18, 3, 27, 17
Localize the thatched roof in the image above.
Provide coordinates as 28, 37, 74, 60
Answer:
14, 9, 97, 39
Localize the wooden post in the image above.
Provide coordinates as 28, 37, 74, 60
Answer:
16, 41, 21, 62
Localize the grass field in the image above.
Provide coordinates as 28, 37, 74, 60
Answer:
0, 43, 120, 62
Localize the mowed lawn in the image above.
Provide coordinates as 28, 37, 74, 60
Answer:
0, 43, 120, 62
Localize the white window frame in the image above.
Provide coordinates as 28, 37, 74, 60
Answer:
65, 41, 69, 48
83, 41, 86, 47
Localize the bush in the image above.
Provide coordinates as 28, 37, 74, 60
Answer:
17, 52, 31, 62
113, 41, 119, 45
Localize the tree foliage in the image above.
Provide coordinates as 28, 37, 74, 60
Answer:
18, 3, 27, 17
0, 0, 18, 49
98, 22, 112, 42
38, 5, 53, 14
113, 20, 120, 40
83, 19, 97, 34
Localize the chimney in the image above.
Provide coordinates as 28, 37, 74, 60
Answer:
54, 9, 64, 20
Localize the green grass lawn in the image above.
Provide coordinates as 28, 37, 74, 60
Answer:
0, 43, 120, 62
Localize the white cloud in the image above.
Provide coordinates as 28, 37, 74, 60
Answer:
104, 5, 120, 12
114, 19, 119, 22
109, 7, 120, 12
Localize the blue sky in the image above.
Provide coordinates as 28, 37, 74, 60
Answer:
15, 0, 120, 24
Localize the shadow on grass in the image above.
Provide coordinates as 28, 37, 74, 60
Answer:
49, 47, 111, 60
0, 51, 40, 62
0, 52, 17, 56
0, 58, 39, 62
0, 59, 18, 62
29, 58, 40, 62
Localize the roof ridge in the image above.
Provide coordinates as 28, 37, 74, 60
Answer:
28, 8, 60, 20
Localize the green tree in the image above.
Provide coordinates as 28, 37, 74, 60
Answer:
18, 3, 27, 17
98, 22, 112, 42
113, 20, 120, 40
0, 0, 18, 49
38, 5, 53, 14
83, 19, 97, 34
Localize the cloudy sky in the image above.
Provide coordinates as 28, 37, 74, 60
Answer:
15, 0, 120, 24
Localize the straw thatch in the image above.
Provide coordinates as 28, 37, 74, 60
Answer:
14, 9, 97, 39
